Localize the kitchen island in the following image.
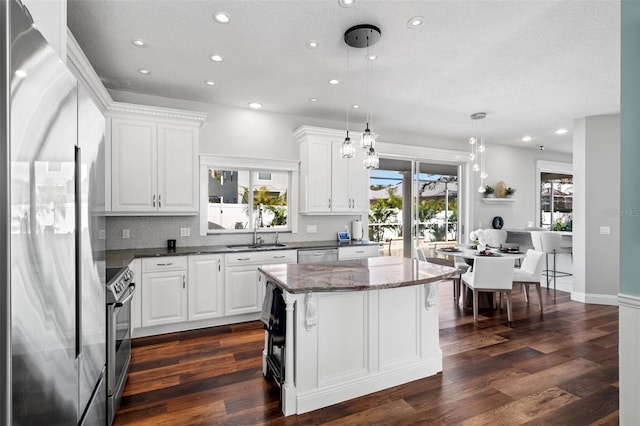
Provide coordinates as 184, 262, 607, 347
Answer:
258, 256, 458, 416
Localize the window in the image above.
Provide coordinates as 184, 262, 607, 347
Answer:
536, 160, 572, 231
199, 155, 298, 235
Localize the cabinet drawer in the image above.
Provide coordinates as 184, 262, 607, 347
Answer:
225, 250, 297, 266
142, 256, 188, 272
338, 245, 379, 260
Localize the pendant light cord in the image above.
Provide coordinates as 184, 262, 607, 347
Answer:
346, 41, 350, 135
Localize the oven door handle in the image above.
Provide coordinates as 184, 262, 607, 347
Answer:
115, 284, 136, 308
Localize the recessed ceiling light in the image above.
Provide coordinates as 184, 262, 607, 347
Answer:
339, 0, 355, 7
15, 69, 27, 78
521, 136, 533, 142
352, 104, 360, 109
306, 40, 320, 49
209, 54, 223, 62
131, 39, 147, 47
407, 16, 424, 28
204, 80, 215, 86
213, 11, 230, 24
309, 97, 318, 102
137, 68, 150, 75
328, 79, 339, 85
555, 128, 569, 135
366, 53, 378, 61
249, 102, 262, 109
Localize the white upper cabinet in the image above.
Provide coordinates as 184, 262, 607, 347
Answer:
296, 126, 369, 215
107, 103, 207, 215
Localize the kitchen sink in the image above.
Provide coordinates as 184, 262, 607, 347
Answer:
226, 243, 288, 251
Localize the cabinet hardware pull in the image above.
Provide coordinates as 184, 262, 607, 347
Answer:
237, 258, 250, 261
328, 198, 331, 208
274, 255, 285, 259
218, 260, 221, 272
152, 194, 156, 207
156, 262, 173, 266
158, 194, 162, 208
183, 275, 186, 289
356, 250, 364, 253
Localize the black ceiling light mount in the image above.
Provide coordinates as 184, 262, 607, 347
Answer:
344, 24, 381, 48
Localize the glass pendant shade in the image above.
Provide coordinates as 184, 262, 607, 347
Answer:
341, 133, 355, 158
478, 185, 486, 193
472, 163, 480, 172
361, 124, 375, 149
363, 146, 379, 169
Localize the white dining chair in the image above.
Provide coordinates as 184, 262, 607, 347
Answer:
484, 229, 507, 248
461, 257, 515, 322
513, 249, 545, 313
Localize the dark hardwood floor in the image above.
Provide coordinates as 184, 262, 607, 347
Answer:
114, 281, 619, 425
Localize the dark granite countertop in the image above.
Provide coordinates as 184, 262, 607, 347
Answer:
258, 256, 459, 294
105, 240, 379, 269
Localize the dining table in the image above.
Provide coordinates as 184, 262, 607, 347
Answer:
435, 245, 527, 310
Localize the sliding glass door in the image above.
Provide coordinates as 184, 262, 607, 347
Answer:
368, 158, 461, 258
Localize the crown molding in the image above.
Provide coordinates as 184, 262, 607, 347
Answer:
108, 102, 208, 125
294, 125, 347, 140
66, 28, 112, 113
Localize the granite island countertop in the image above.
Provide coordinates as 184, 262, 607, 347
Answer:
105, 240, 379, 269
258, 256, 459, 294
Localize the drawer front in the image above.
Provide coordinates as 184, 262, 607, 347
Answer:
338, 245, 379, 260
225, 250, 297, 266
142, 256, 188, 272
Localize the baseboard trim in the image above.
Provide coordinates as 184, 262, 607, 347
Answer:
618, 293, 640, 308
571, 291, 619, 306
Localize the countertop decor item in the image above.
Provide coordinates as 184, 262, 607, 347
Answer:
495, 181, 507, 198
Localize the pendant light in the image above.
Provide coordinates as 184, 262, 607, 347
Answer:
341, 35, 355, 158
469, 112, 488, 192
344, 24, 381, 169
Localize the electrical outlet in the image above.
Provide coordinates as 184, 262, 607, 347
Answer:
307, 224, 317, 233
98, 229, 106, 240
599, 226, 611, 235
180, 227, 191, 237
122, 229, 130, 239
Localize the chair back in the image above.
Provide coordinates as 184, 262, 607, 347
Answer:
471, 257, 515, 290
485, 229, 507, 247
416, 247, 427, 261
530, 231, 545, 251
519, 249, 545, 279
540, 232, 563, 252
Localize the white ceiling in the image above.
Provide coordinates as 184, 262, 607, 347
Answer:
66, 0, 620, 154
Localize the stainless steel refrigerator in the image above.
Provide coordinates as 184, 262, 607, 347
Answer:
1, 1, 107, 424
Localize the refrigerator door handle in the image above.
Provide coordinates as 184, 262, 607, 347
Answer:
75, 145, 82, 358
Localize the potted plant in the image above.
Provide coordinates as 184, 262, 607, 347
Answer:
506, 187, 516, 198
484, 185, 495, 198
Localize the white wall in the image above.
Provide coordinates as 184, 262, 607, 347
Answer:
573, 114, 620, 303
470, 144, 572, 233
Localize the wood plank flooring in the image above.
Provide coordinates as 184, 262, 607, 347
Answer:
114, 282, 619, 425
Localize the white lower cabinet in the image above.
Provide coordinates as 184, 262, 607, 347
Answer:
188, 254, 224, 321
140, 257, 188, 327
225, 250, 298, 316
136, 250, 296, 335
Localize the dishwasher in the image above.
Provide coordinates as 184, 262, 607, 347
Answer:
297, 248, 338, 264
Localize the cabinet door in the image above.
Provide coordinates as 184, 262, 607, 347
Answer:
141, 270, 188, 327
331, 140, 353, 212
188, 255, 224, 321
111, 119, 157, 212
224, 266, 261, 315
304, 139, 332, 213
157, 123, 198, 212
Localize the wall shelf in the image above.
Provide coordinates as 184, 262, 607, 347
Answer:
481, 197, 516, 204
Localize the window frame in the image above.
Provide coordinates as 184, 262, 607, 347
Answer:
535, 160, 573, 229
199, 154, 299, 236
